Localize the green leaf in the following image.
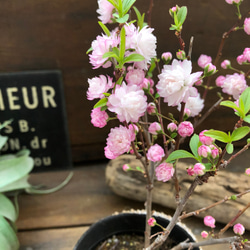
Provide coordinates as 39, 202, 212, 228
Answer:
0, 216, 19, 250
103, 51, 119, 60
116, 14, 129, 23
116, 76, 124, 86
240, 87, 250, 114
133, 6, 144, 30
204, 163, 214, 171
204, 130, 230, 143
0, 135, 8, 151
226, 143, 234, 154
155, 93, 160, 99
123, 53, 145, 63
122, 0, 136, 15
189, 134, 201, 159
107, 0, 118, 10
0, 153, 34, 189
177, 6, 187, 25
86, 47, 93, 54
0, 194, 17, 222
98, 21, 110, 36
0, 176, 31, 193
166, 150, 196, 163
0, 120, 13, 130
220, 100, 243, 116
231, 126, 250, 142
243, 115, 250, 123
169, 24, 178, 31
119, 26, 126, 60
93, 98, 108, 109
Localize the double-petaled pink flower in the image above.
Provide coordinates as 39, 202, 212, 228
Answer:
204, 215, 216, 228
178, 121, 194, 137
155, 163, 174, 182
91, 108, 109, 128
147, 144, 165, 162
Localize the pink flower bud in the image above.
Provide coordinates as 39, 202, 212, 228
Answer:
128, 124, 139, 134
204, 215, 216, 228
141, 78, 151, 90
193, 163, 206, 176
221, 60, 231, 69
147, 102, 157, 115
184, 108, 191, 117
148, 217, 156, 227
122, 164, 131, 172
167, 122, 177, 132
187, 166, 195, 176
245, 168, 250, 176
201, 231, 209, 239
225, 0, 241, 4
197, 54, 212, 69
147, 144, 165, 162
210, 145, 219, 159
161, 52, 172, 63
148, 122, 162, 135
243, 47, 250, 62
198, 145, 211, 158
204, 63, 217, 76
155, 162, 175, 182
195, 79, 203, 86
244, 17, 250, 35
176, 50, 186, 60
91, 108, 109, 128
237, 54, 246, 65
233, 223, 245, 235
178, 121, 194, 137
199, 130, 214, 145
215, 75, 226, 87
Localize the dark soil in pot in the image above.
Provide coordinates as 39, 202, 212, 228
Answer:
74, 211, 200, 250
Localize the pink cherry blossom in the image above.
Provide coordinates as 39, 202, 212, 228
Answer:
193, 163, 206, 176
221, 60, 231, 69
201, 231, 209, 239
180, 94, 204, 117
148, 217, 156, 227
104, 146, 117, 159
105, 125, 135, 159
155, 162, 174, 182
89, 33, 119, 69
97, 0, 115, 24
167, 122, 177, 132
199, 130, 214, 145
244, 17, 250, 35
245, 168, 250, 176
220, 73, 247, 100
87, 75, 114, 100
107, 82, 147, 123
233, 223, 245, 235
198, 145, 211, 158
187, 166, 195, 176
197, 54, 212, 68
90, 108, 109, 128
156, 59, 202, 106
125, 68, 145, 87
147, 144, 165, 162
178, 121, 194, 137
204, 215, 216, 228
148, 122, 162, 135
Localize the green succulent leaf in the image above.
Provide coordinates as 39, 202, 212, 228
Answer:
231, 126, 250, 142
0, 216, 19, 250
0, 194, 17, 223
204, 130, 230, 143
166, 150, 196, 163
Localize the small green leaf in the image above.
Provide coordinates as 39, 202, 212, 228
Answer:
122, 0, 136, 15
0, 194, 17, 222
0, 135, 8, 151
204, 130, 230, 143
177, 6, 187, 25
243, 115, 250, 123
103, 51, 119, 60
98, 21, 110, 36
231, 126, 250, 142
86, 47, 93, 54
220, 100, 243, 115
204, 163, 214, 171
169, 24, 178, 31
226, 143, 234, 154
123, 53, 145, 63
189, 134, 201, 159
240, 87, 250, 114
133, 6, 144, 30
170, 132, 177, 139
93, 98, 108, 109
119, 26, 126, 60
0, 120, 13, 130
116, 14, 129, 23
166, 150, 196, 163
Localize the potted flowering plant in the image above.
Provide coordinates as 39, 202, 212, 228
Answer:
80, 0, 250, 249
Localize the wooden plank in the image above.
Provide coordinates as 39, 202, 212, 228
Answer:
16, 164, 146, 230
18, 226, 88, 250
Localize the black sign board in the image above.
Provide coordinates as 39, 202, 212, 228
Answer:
0, 70, 72, 172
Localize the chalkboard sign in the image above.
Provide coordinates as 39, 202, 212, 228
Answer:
0, 70, 72, 172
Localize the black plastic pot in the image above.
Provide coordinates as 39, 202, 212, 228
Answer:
74, 212, 200, 250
